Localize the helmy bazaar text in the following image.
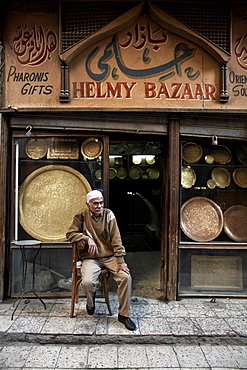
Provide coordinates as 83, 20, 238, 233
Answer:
72, 81, 216, 100
72, 27, 217, 101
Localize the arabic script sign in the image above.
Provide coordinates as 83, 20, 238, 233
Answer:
12, 24, 57, 66
69, 16, 220, 108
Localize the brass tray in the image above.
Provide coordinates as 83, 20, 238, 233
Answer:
25, 139, 47, 159
181, 166, 196, 188
237, 145, 247, 165
207, 179, 216, 189
47, 138, 79, 159
109, 168, 117, 179
233, 168, 247, 188
129, 166, 142, 179
95, 170, 102, 180
205, 154, 214, 164
147, 167, 160, 179
19, 165, 91, 242
117, 167, 127, 179
132, 156, 142, 165
224, 205, 247, 242
211, 145, 232, 164
211, 167, 231, 188
146, 156, 155, 165
181, 197, 223, 242
81, 138, 103, 159
182, 142, 203, 163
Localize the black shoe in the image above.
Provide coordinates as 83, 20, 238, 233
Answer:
118, 314, 136, 331
86, 292, 96, 315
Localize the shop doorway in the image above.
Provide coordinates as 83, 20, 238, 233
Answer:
109, 138, 165, 299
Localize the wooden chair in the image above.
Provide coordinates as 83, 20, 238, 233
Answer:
70, 242, 112, 317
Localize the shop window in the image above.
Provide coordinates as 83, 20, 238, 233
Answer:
11, 135, 104, 296
179, 138, 247, 297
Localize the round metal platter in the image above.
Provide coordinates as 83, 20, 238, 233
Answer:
147, 167, 160, 179
129, 166, 142, 179
117, 167, 127, 179
224, 205, 247, 242
95, 170, 102, 180
237, 145, 247, 165
211, 145, 232, 164
25, 139, 47, 159
207, 178, 216, 189
109, 168, 117, 179
181, 166, 196, 188
205, 154, 214, 164
211, 167, 231, 188
81, 138, 103, 159
233, 168, 247, 188
19, 165, 91, 242
146, 156, 156, 165
181, 197, 224, 242
182, 142, 203, 163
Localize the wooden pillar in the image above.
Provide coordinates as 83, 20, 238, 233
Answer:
0, 115, 8, 301
166, 116, 180, 301
102, 135, 109, 208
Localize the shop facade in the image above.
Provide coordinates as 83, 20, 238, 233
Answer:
0, 1, 247, 302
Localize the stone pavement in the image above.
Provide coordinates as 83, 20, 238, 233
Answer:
0, 294, 246, 369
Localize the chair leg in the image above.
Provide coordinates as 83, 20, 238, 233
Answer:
70, 269, 77, 318
101, 272, 112, 316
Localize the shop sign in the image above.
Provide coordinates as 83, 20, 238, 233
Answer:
68, 15, 220, 108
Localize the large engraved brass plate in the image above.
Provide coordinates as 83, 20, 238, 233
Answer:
191, 256, 243, 291
224, 205, 247, 242
181, 197, 223, 242
19, 165, 91, 242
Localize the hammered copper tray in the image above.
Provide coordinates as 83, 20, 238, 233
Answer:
211, 167, 231, 188
211, 145, 232, 164
25, 139, 47, 159
224, 205, 247, 242
182, 142, 203, 163
81, 138, 103, 159
181, 166, 196, 188
19, 165, 91, 242
233, 168, 247, 188
181, 197, 223, 242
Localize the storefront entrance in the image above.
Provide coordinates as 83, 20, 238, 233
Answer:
9, 131, 166, 300
108, 137, 165, 299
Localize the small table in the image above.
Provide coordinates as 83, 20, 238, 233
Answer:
11, 240, 46, 320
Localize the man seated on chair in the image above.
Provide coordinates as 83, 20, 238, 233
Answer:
66, 189, 136, 331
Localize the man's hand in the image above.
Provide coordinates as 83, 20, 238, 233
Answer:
87, 238, 99, 255
116, 263, 130, 275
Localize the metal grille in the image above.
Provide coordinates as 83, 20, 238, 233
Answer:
61, 2, 138, 52
154, 2, 230, 53
61, 2, 231, 53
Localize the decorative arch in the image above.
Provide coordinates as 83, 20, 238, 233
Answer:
59, 1, 231, 103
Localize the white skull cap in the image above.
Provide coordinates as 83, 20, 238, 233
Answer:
86, 190, 103, 203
